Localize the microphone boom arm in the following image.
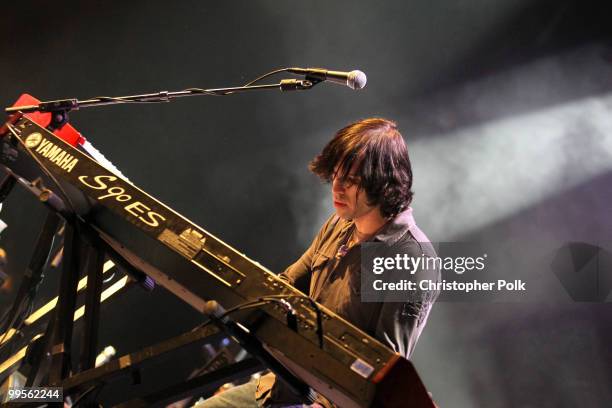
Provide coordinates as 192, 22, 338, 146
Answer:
4, 79, 316, 115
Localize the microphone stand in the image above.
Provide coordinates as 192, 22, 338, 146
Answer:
5, 79, 317, 116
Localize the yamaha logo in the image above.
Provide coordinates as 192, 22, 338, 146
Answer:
24, 132, 43, 148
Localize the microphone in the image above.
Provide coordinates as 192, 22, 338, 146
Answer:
287, 67, 367, 90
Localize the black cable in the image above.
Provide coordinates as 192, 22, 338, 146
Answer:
0, 295, 28, 348
9, 68, 298, 117
90, 91, 221, 102
0, 284, 45, 353
218, 299, 286, 320
90, 381, 105, 405
191, 299, 276, 332
241, 68, 290, 87
99, 68, 294, 101
257, 294, 325, 349
91, 68, 293, 102
89, 96, 171, 103
181, 88, 235, 96
0, 308, 10, 327
216, 294, 325, 349
207, 67, 292, 96
8, 67, 301, 116
71, 382, 105, 407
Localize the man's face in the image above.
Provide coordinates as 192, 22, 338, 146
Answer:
331, 163, 376, 221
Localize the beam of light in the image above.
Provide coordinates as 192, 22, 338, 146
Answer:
409, 93, 612, 240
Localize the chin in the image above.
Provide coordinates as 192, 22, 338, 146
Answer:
335, 209, 352, 220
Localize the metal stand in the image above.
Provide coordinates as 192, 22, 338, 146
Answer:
47, 223, 82, 384
5, 78, 316, 116
0, 212, 60, 336
116, 358, 263, 408
204, 305, 311, 402
60, 323, 238, 406
0, 112, 232, 405
0, 101, 317, 405
80, 238, 104, 372
22, 220, 147, 389
0, 172, 16, 203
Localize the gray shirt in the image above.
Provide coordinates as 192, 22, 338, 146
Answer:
281, 207, 439, 358
256, 208, 439, 406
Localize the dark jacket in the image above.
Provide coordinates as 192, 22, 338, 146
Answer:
257, 208, 439, 406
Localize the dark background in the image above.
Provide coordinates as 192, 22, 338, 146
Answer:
1, 1, 612, 406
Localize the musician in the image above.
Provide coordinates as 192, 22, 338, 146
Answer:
197, 118, 439, 408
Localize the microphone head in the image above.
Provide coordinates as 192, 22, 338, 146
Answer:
347, 70, 367, 90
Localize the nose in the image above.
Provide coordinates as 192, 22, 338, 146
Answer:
332, 176, 345, 193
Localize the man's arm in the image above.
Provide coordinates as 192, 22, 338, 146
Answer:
374, 301, 434, 359
278, 241, 316, 294
279, 214, 339, 294
374, 239, 440, 359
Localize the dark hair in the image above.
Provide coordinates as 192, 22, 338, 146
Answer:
309, 118, 414, 218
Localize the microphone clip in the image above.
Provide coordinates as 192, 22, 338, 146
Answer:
280, 79, 316, 92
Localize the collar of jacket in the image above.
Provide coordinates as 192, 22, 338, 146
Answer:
335, 207, 416, 247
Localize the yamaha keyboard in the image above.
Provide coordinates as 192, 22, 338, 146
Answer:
0, 115, 434, 408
